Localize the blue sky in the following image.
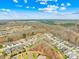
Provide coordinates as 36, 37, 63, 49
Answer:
0, 0, 79, 19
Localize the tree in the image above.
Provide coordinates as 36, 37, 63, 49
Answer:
7, 38, 12, 42
22, 33, 26, 38
31, 32, 35, 35
0, 45, 3, 48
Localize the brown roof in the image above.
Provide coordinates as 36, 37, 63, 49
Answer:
0, 36, 5, 43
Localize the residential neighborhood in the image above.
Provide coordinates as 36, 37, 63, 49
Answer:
0, 21, 79, 59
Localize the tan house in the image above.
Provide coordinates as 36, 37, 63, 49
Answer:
0, 36, 5, 43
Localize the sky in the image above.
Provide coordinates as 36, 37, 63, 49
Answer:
0, 0, 79, 19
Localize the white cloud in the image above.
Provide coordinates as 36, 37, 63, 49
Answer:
60, 7, 66, 10
38, 8, 52, 12
61, 3, 65, 6
24, 0, 27, 3
13, 0, 18, 3
0, 9, 12, 16
53, 10, 58, 14
40, 1, 47, 4
16, 5, 23, 7
38, 8, 54, 12
38, 7, 59, 14
32, 7, 35, 9
0, 8, 11, 12
36, 0, 52, 2
38, 5, 59, 13
67, 3, 71, 6
47, 5, 59, 10
26, 6, 30, 8
0, 12, 8, 15
36, 0, 58, 2
71, 11, 79, 15
54, 0, 58, 2
0, 11, 79, 19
